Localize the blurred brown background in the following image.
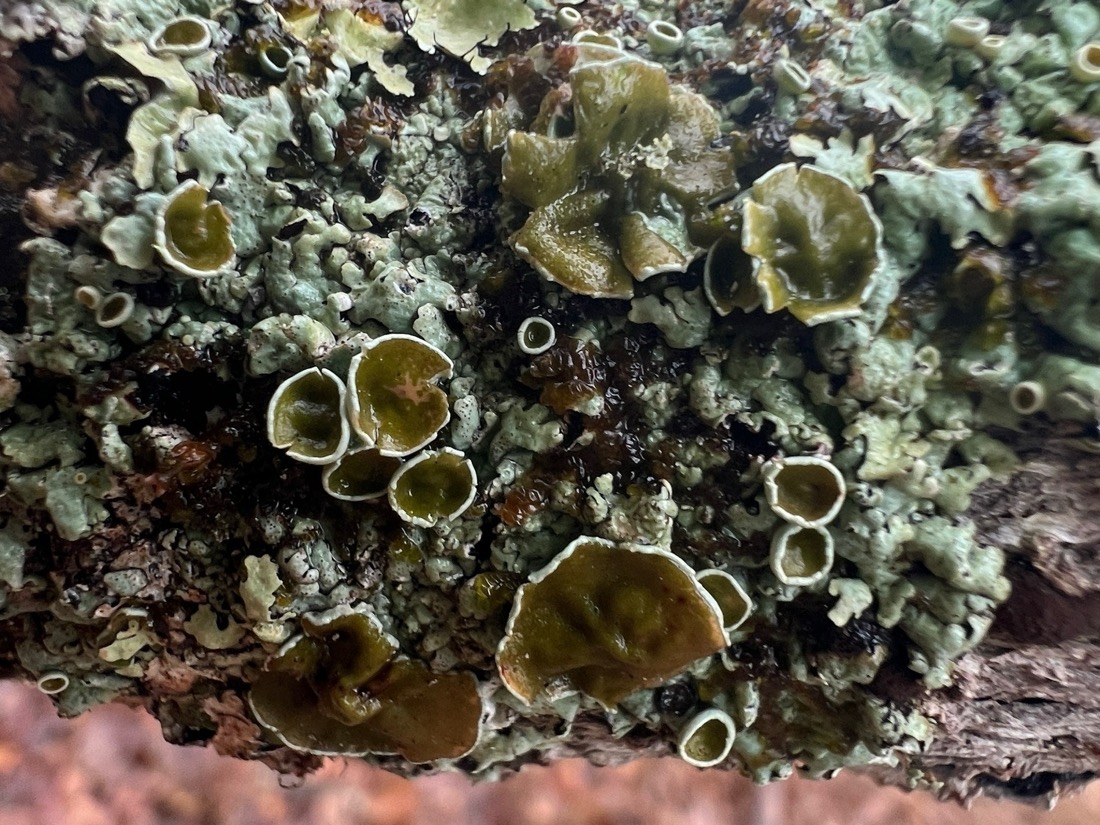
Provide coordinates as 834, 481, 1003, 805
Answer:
0, 681, 1096, 825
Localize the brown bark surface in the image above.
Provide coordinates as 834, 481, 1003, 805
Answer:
894, 441, 1100, 802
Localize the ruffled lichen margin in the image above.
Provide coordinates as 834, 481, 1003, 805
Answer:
1, 0, 1099, 804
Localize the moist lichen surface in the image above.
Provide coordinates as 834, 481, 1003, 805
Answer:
1, 0, 1098, 787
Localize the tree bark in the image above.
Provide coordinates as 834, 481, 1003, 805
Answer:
2, 0, 1099, 808
878, 441, 1100, 803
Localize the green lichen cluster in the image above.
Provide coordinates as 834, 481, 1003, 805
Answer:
500, 44, 737, 298
1, 0, 1099, 789
249, 606, 482, 762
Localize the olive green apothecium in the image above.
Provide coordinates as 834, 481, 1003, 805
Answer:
266, 367, 350, 465
147, 16, 213, 57
517, 316, 556, 355
677, 708, 736, 768
696, 569, 753, 640
503, 48, 736, 298
496, 537, 726, 708
153, 180, 236, 278
770, 523, 834, 587
388, 448, 477, 528
249, 608, 482, 762
512, 189, 633, 298
1070, 43, 1100, 84
459, 571, 523, 621
322, 448, 402, 501
347, 334, 453, 457
742, 163, 883, 325
763, 455, 846, 528
704, 232, 759, 316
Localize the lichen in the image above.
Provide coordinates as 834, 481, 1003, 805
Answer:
496, 537, 726, 708
741, 163, 884, 325
0, 0, 1086, 789
249, 607, 482, 762
266, 367, 350, 465
501, 45, 736, 298
388, 448, 477, 527
404, 0, 538, 75
344, 334, 452, 457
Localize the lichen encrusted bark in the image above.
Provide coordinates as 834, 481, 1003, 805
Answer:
1, 0, 1099, 804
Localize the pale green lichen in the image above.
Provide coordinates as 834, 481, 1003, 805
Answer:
404, 0, 538, 74
0, 525, 29, 591
324, 9, 414, 97
184, 604, 247, 650
0, 0, 1089, 790
240, 556, 284, 625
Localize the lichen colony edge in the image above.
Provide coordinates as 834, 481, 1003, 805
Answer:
1, 0, 1098, 788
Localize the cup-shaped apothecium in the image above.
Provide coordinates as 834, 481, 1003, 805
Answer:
266, 367, 350, 465
1008, 380, 1046, 415
36, 672, 71, 695
696, 569, 753, 641
944, 16, 990, 48
677, 708, 736, 768
1070, 43, 1100, 84
95, 292, 135, 329
742, 163, 883, 325
496, 537, 726, 708
517, 316, 557, 355
770, 523, 835, 587
322, 447, 402, 501
346, 334, 453, 457
154, 180, 236, 278
763, 455, 846, 528
646, 21, 684, 56
388, 448, 478, 528
258, 43, 294, 80
148, 16, 213, 58
704, 233, 758, 316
